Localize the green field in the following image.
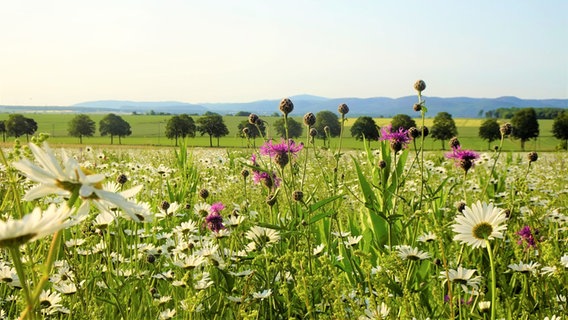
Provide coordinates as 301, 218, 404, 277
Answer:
0, 113, 560, 151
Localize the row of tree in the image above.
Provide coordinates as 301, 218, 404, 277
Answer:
1, 108, 568, 149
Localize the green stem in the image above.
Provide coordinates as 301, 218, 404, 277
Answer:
486, 240, 497, 320
9, 247, 33, 308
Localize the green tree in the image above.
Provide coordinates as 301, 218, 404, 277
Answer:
350, 116, 380, 142
5, 114, 38, 141
511, 108, 539, 151
68, 114, 96, 144
391, 114, 416, 131
430, 112, 458, 150
99, 113, 132, 145
552, 110, 568, 150
165, 114, 196, 146
0, 120, 6, 142
478, 118, 501, 149
272, 117, 303, 139
197, 112, 229, 147
314, 111, 341, 140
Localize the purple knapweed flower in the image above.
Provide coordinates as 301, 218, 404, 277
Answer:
379, 125, 412, 152
210, 202, 225, 215
445, 146, 480, 173
516, 225, 537, 249
205, 212, 225, 232
259, 139, 303, 168
250, 154, 281, 189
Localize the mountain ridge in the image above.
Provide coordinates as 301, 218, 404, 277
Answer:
1, 95, 566, 118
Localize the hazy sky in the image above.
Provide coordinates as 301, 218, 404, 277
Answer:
1, 0, 566, 106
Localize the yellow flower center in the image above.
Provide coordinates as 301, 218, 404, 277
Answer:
472, 222, 493, 240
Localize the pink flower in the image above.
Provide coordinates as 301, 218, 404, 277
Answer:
259, 139, 303, 158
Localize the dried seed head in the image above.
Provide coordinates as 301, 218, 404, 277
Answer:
199, 188, 209, 200
503, 209, 511, 219
527, 152, 538, 163
293, 190, 304, 202
378, 160, 387, 169
413, 103, 422, 112
242, 127, 249, 135
338, 103, 349, 115
303, 112, 316, 126
147, 254, 156, 263
279, 98, 294, 115
248, 113, 259, 125
414, 80, 426, 92
266, 193, 277, 207
116, 173, 128, 185
241, 169, 250, 178
449, 137, 460, 150
460, 159, 473, 173
500, 123, 512, 136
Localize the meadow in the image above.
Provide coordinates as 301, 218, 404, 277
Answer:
0, 112, 560, 151
0, 97, 567, 319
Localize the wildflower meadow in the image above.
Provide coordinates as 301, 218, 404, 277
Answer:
0, 81, 566, 320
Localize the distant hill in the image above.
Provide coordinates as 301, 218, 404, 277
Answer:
1, 96, 566, 118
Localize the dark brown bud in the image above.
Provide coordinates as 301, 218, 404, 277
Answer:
408, 127, 420, 139
414, 80, 426, 92
460, 159, 473, 173
449, 137, 460, 150
413, 103, 422, 112
242, 127, 249, 135
293, 190, 304, 202
303, 113, 316, 126
279, 98, 294, 115
116, 173, 128, 185
274, 152, 289, 168
390, 141, 403, 152
266, 193, 277, 207
241, 169, 249, 178
199, 188, 209, 200
378, 160, 387, 169
324, 126, 330, 134
456, 201, 466, 213
160, 200, 170, 211
503, 209, 511, 219
147, 254, 156, 263
527, 152, 538, 163
338, 103, 349, 115
309, 128, 318, 137
421, 126, 429, 138
248, 113, 259, 125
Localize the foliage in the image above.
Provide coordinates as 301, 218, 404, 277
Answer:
5, 114, 38, 141
272, 117, 302, 139
390, 114, 416, 131
68, 114, 96, 144
99, 113, 132, 145
165, 114, 196, 146
234, 111, 251, 116
0, 120, 6, 142
314, 110, 341, 139
511, 108, 540, 150
430, 112, 458, 149
486, 107, 565, 119
197, 112, 229, 147
478, 118, 501, 149
552, 110, 568, 149
350, 116, 380, 141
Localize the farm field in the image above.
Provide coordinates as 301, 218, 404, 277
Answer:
0, 112, 560, 151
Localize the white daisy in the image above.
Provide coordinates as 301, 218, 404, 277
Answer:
452, 201, 508, 248
172, 254, 207, 270
508, 261, 540, 274
359, 302, 390, 319
252, 289, 272, 300
245, 226, 280, 250
561, 254, 568, 268
13, 142, 146, 222
417, 232, 437, 243
0, 265, 21, 288
159, 308, 176, 320
478, 301, 491, 312
0, 203, 87, 248
395, 245, 431, 261
440, 266, 483, 290
313, 243, 325, 256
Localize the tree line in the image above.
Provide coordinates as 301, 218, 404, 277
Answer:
1, 108, 568, 150
485, 107, 564, 120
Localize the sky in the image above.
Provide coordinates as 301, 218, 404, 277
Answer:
0, 0, 567, 106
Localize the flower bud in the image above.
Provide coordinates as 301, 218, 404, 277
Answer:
303, 113, 316, 126
279, 98, 294, 115
414, 80, 426, 92
338, 103, 349, 115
